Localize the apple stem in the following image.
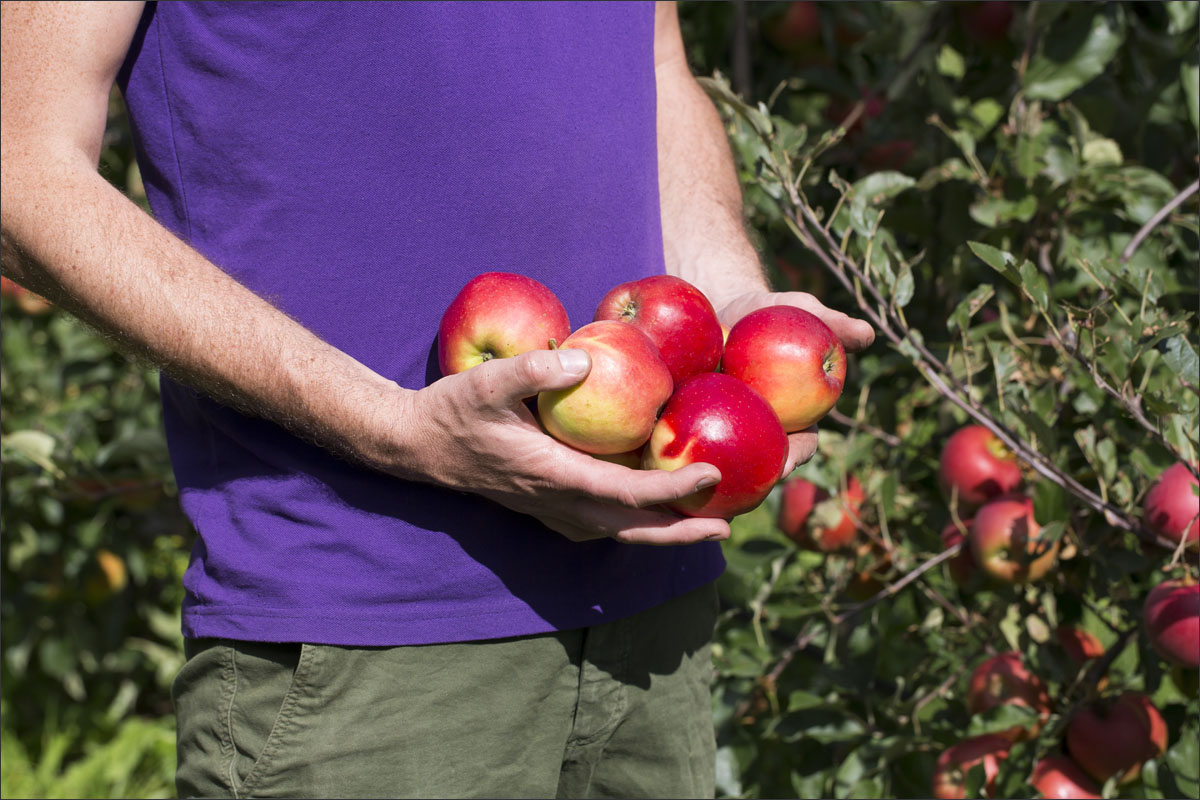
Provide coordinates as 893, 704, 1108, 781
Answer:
548, 339, 559, 350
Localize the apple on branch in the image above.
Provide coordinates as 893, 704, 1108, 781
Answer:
939, 425, 1023, 510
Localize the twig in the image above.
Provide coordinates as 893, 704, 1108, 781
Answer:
1120, 179, 1200, 264
827, 407, 902, 447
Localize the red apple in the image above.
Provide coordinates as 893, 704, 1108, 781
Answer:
721, 306, 846, 432
969, 496, 1058, 584
1030, 756, 1102, 800
593, 274, 723, 385
960, 2, 1014, 44
437, 272, 571, 377
932, 734, 1011, 799
1065, 692, 1167, 785
863, 139, 916, 171
939, 426, 1023, 508
1143, 579, 1199, 669
777, 476, 864, 552
538, 321, 672, 455
966, 651, 1050, 740
941, 521, 979, 587
765, 2, 829, 65
643, 373, 787, 518
1143, 462, 1199, 548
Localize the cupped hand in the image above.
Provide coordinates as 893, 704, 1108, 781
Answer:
397, 349, 730, 544
714, 290, 873, 477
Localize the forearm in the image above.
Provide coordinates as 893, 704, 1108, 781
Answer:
1, 154, 412, 472
655, 41, 768, 307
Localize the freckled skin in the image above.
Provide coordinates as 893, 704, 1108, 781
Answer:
593, 274, 724, 385
643, 373, 788, 518
538, 321, 672, 455
721, 306, 846, 432
437, 272, 571, 376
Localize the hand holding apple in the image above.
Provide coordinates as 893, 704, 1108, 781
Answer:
406, 348, 729, 545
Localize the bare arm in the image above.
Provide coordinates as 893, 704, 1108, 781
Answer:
1, 1, 728, 544
654, 2, 875, 470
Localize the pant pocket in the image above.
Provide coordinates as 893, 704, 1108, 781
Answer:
224, 641, 320, 798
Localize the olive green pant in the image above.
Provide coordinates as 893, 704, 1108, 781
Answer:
172, 583, 718, 798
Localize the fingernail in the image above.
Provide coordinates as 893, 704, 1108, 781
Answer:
695, 475, 720, 491
556, 349, 590, 377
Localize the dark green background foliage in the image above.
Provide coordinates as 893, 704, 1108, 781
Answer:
2, 3, 1197, 797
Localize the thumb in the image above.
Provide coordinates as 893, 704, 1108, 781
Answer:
465, 347, 591, 408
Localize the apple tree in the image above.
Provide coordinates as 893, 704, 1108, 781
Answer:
680, 2, 1200, 797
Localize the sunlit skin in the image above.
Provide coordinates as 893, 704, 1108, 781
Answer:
968, 496, 1058, 584
721, 306, 845, 432
437, 272, 571, 377
1066, 692, 1167, 785
778, 476, 864, 552
966, 651, 1050, 741
931, 734, 1010, 800
1031, 757, 1102, 800
643, 373, 787, 518
939, 426, 1023, 509
1143, 462, 1200, 548
593, 274, 723, 385
538, 321, 672, 456
1143, 579, 1199, 669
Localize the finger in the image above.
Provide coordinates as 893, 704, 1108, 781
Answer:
553, 452, 723, 510
784, 426, 819, 477
461, 348, 591, 410
539, 501, 731, 545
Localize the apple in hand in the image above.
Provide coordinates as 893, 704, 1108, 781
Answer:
939, 426, 1022, 509
1065, 692, 1166, 785
969, 496, 1059, 584
538, 321, 672, 455
721, 306, 846, 432
1143, 462, 1199, 548
1030, 756, 1102, 800
966, 651, 1050, 741
593, 274, 723, 385
931, 734, 1011, 799
437, 272, 571, 377
777, 476, 864, 552
1143, 578, 1199, 669
643, 373, 788, 518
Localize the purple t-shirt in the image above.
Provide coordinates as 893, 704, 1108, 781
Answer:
117, 1, 724, 645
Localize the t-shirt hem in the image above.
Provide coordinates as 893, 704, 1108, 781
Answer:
182, 561, 725, 646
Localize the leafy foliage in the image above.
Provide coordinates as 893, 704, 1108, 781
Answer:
681, 2, 1199, 797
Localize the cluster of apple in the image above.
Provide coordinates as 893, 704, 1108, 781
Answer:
436, 272, 848, 518
928, 425, 1199, 798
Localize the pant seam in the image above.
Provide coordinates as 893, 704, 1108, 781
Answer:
224, 645, 242, 799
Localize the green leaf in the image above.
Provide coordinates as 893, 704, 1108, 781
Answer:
948, 284, 996, 334
967, 701, 1037, 738
1024, 7, 1125, 101
1167, 1, 1199, 35
1163, 335, 1199, 379
937, 44, 965, 80
893, 262, 914, 309
1017, 260, 1049, 310
1183, 54, 1199, 133
970, 195, 1038, 228
1081, 137, 1122, 166
968, 242, 1022, 287
1163, 723, 1200, 798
